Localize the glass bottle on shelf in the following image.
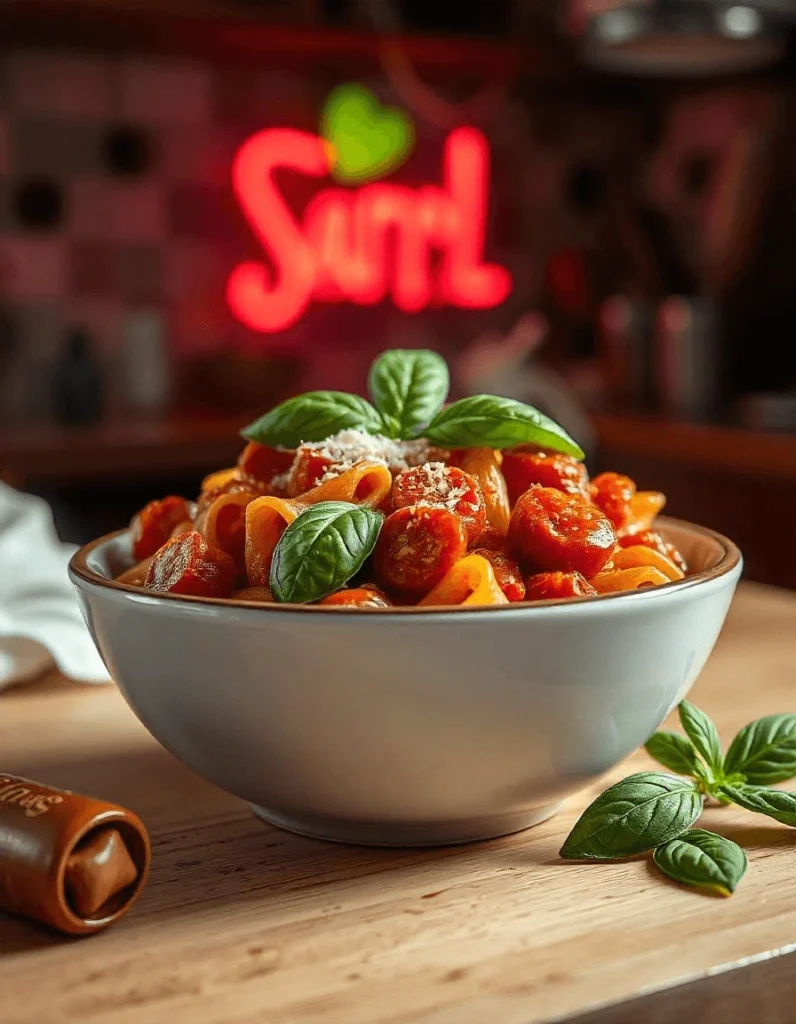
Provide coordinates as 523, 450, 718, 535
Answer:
51, 327, 105, 426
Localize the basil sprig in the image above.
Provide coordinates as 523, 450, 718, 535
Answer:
561, 772, 702, 861
368, 349, 449, 439
241, 350, 585, 459
562, 701, 796, 896
644, 731, 701, 777
718, 784, 796, 827
653, 830, 747, 896
723, 714, 796, 785
423, 395, 584, 458
270, 502, 382, 604
242, 392, 383, 448
678, 700, 724, 780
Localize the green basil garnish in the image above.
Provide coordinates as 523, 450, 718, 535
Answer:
570, 701, 796, 897
678, 700, 724, 779
653, 829, 747, 896
423, 395, 584, 458
723, 714, 796, 785
368, 349, 449, 439
719, 784, 796, 827
560, 772, 703, 861
644, 731, 701, 777
242, 391, 383, 448
270, 501, 383, 604
239, 352, 584, 457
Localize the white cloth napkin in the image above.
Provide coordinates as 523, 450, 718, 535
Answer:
0, 483, 110, 691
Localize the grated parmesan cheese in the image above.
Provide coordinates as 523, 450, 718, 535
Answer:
270, 469, 292, 492
294, 430, 437, 484
410, 462, 471, 511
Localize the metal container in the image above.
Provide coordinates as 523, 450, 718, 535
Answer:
655, 295, 719, 421
598, 295, 654, 410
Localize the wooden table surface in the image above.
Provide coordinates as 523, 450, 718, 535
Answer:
1, 582, 795, 1024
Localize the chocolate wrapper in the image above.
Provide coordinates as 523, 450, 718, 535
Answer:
0, 774, 150, 935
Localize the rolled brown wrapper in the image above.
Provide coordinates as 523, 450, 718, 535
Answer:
0, 774, 150, 935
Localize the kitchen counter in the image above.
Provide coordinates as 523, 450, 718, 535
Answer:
1, 582, 795, 1024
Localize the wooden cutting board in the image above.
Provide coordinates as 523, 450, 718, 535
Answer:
1, 581, 795, 1024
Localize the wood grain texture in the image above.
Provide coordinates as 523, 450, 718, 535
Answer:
0, 582, 795, 1024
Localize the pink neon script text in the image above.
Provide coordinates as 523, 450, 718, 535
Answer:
227, 126, 512, 332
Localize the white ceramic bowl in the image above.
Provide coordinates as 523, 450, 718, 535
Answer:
70, 518, 741, 846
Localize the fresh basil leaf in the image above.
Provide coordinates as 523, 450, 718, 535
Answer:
678, 701, 724, 777
724, 714, 796, 785
368, 349, 449, 439
719, 784, 796, 827
242, 392, 383, 448
560, 772, 703, 861
653, 829, 747, 896
693, 760, 714, 788
270, 502, 383, 604
422, 395, 585, 458
645, 731, 700, 777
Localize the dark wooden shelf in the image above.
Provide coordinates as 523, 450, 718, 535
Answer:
0, 0, 525, 76
592, 411, 796, 589
592, 411, 796, 483
0, 411, 253, 487
4, 409, 795, 488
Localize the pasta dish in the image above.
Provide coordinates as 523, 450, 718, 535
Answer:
115, 350, 686, 608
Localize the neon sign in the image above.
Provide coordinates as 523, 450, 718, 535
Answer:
227, 91, 512, 333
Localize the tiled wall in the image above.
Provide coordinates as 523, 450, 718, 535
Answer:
5, 46, 792, 425
0, 47, 655, 422
0, 52, 297, 417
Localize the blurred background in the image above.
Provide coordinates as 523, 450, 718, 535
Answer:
1, 0, 795, 587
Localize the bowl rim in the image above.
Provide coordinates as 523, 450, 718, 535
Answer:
69, 516, 742, 617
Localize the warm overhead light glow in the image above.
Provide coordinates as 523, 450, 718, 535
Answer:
722, 5, 761, 39
227, 125, 512, 333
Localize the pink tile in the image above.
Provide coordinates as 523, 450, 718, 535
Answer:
164, 241, 221, 298
15, 118, 101, 176
7, 51, 113, 118
111, 181, 167, 242
0, 237, 67, 301
159, 125, 234, 186
70, 179, 167, 242
116, 244, 164, 302
69, 240, 117, 297
121, 59, 213, 124
68, 178, 118, 240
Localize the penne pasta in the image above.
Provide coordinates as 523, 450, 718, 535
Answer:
245, 496, 303, 586
456, 447, 511, 535
245, 463, 392, 586
301, 460, 393, 507
590, 566, 671, 594
120, 350, 691, 605
610, 545, 684, 582
117, 553, 155, 587
195, 490, 255, 571
620, 491, 666, 537
420, 555, 509, 608
201, 467, 240, 494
